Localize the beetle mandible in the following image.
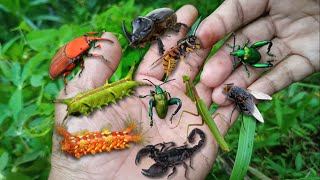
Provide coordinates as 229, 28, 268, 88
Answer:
122, 8, 189, 55
49, 32, 114, 94
139, 79, 182, 127
227, 32, 275, 77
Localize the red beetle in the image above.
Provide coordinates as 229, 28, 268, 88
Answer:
49, 32, 114, 94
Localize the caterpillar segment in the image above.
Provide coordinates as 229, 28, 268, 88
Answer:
50, 63, 147, 121
56, 122, 142, 158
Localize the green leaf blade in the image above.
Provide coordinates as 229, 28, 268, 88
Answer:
230, 115, 256, 180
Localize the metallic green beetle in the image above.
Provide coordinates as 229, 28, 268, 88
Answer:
139, 79, 182, 127
227, 33, 275, 77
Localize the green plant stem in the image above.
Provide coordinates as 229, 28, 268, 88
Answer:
230, 115, 256, 180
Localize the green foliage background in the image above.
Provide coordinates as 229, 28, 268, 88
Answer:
0, 0, 319, 179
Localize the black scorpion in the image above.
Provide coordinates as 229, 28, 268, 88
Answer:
135, 128, 205, 179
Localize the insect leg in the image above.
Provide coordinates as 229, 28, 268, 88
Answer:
138, 94, 152, 98
61, 113, 69, 126
168, 98, 182, 123
86, 53, 109, 62
172, 22, 189, 33
62, 71, 70, 95
167, 165, 177, 179
149, 99, 155, 127
180, 55, 192, 70
162, 142, 176, 151
242, 40, 249, 49
186, 120, 205, 141
232, 57, 241, 70
173, 110, 199, 128
230, 104, 237, 123
213, 113, 231, 127
155, 37, 165, 55
250, 40, 275, 56
251, 62, 274, 68
181, 161, 189, 178
241, 60, 251, 77
227, 32, 240, 50
226, 43, 238, 49
78, 60, 85, 77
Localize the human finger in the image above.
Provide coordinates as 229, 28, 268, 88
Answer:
54, 32, 122, 122
212, 37, 292, 105
197, 0, 269, 48
136, 5, 199, 81
73, 32, 122, 90
201, 17, 278, 88
249, 55, 319, 95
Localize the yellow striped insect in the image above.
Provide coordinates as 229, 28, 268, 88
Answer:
150, 26, 201, 82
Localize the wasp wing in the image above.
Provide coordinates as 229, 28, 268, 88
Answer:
249, 90, 272, 100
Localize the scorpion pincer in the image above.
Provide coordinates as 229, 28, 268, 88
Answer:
135, 128, 205, 179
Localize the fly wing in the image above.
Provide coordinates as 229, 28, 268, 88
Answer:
249, 90, 272, 100
251, 104, 264, 123
238, 96, 264, 122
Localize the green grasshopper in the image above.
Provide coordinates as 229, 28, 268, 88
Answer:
175, 75, 230, 152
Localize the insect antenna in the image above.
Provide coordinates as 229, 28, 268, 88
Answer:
142, 79, 156, 87
61, 113, 69, 126
229, 105, 237, 123
231, 32, 237, 65
159, 78, 176, 86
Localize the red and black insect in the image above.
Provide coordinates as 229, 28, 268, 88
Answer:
135, 128, 205, 179
49, 32, 114, 94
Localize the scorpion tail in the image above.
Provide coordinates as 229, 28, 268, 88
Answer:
187, 128, 206, 152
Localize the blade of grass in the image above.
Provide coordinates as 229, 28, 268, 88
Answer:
230, 115, 256, 180
248, 166, 272, 180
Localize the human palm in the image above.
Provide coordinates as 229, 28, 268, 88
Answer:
198, 0, 319, 113
50, 5, 216, 180
50, 1, 319, 179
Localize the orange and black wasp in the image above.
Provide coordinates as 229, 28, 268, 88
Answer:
149, 23, 201, 82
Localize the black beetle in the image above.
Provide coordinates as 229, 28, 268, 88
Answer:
122, 8, 189, 55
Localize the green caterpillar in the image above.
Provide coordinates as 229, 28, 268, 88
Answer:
51, 63, 145, 120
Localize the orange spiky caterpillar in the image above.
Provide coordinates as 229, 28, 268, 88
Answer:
56, 121, 142, 158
